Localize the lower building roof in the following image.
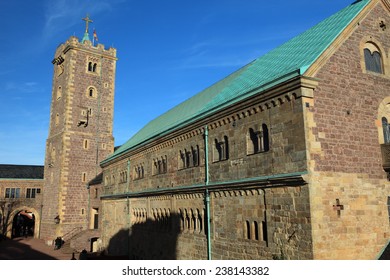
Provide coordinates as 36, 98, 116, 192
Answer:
0, 164, 44, 179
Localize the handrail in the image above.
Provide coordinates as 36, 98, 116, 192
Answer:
61, 226, 83, 241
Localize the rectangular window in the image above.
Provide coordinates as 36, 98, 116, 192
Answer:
82, 172, 87, 182
5, 188, 20, 198
26, 188, 40, 198
83, 139, 89, 149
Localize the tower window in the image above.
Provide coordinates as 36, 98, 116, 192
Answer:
88, 62, 98, 73
83, 139, 89, 149
82, 172, 87, 182
87, 87, 97, 98
87, 58, 98, 73
57, 86, 62, 100
55, 113, 60, 126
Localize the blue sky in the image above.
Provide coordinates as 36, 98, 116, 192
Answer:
0, 0, 355, 165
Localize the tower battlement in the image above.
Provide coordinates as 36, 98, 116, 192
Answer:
53, 36, 117, 61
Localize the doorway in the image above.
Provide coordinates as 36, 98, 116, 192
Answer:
12, 210, 35, 238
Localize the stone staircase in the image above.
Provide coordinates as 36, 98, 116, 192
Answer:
59, 229, 101, 255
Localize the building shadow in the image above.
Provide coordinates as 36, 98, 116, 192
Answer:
103, 213, 181, 260
378, 241, 390, 260
0, 237, 56, 260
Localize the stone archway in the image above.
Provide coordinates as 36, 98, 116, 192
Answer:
7, 207, 40, 239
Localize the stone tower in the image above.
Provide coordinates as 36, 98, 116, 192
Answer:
40, 16, 117, 243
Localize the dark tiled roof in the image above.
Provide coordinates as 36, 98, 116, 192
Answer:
0, 164, 44, 179
88, 172, 103, 186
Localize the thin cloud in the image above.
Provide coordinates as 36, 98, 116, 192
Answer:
42, 0, 125, 39
4, 81, 43, 94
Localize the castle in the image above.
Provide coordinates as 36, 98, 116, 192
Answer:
1, 0, 390, 259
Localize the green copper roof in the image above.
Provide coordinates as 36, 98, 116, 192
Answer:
103, 0, 370, 164
81, 31, 90, 43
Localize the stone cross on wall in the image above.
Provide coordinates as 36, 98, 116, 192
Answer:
333, 199, 344, 217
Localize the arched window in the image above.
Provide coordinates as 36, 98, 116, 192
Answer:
363, 42, 383, 74
192, 145, 199, 166
87, 86, 97, 98
382, 117, 390, 144
245, 220, 251, 239
185, 149, 191, 167
215, 136, 229, 161
88, 61, 98, 73
253, 221, 259, 240
179, 150, 185, 169
262, 221, 268, 244
262, 124, 270, 152
197, 209, 202, 233
247, 124, 270, 155
179, 209, 184, 231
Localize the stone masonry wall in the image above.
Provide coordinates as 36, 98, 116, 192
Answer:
41, 37, 116, 243
100, 183, 312, 260
0, 179, 44, 238
306, 1, 390, 259
100, 75, 312, 259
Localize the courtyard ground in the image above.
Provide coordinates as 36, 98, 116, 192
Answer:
0, 236, 74, 260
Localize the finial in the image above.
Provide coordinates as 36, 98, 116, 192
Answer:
81, 14, 93, 43
82, 14, 93, 33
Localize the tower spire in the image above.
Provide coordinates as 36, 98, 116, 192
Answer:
81, 14, 93, 43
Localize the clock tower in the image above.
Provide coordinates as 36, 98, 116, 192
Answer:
40, 16, 117, 243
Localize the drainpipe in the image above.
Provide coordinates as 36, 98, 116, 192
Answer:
205, 189, 211, 260
204, 126, 212, 260
126, 159, 131, 258
38, 204, 43, 239
87, 184, 90, 230
204, 126, 209, 186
